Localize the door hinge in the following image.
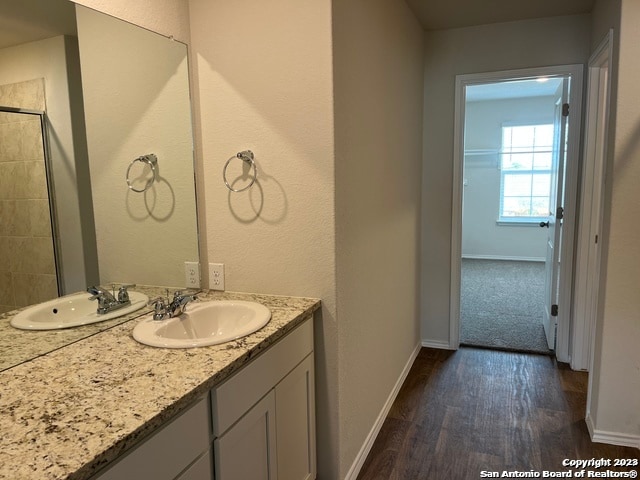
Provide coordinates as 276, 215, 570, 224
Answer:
556, 206, 564, 220
551, 304, 559, 317
562, 103, 570, 117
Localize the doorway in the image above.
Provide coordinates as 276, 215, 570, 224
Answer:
450, 66, 584, 362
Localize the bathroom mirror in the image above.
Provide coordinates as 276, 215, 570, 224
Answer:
0, 0, 199, 371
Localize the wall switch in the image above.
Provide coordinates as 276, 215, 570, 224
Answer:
185, 261, 200, 288
209, 263, 225, 291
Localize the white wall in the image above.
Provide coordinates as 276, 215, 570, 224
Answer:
187, 0, 338, 476
463, 97, 554, 260
76, 6, 198, 288
333, 0, 423, 476
0, 36, 96, 293
587, 0, 640, 447
421, 14, 591, 345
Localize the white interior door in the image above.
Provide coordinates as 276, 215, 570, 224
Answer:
541, 78, 570, 350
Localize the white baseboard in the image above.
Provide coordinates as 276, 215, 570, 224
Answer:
586, 413, 640, 448
421, 339, 456, 350
344, 343, 421, 480
462, 254, 545, 262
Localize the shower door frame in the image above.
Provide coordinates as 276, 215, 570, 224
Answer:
0, 106, 63, 296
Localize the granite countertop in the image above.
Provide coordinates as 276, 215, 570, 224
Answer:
0, 286, 162, 372
0, 290, 320, 480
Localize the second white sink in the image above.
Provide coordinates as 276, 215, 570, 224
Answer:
10, 291, 149, 330
132, 300, 271, 348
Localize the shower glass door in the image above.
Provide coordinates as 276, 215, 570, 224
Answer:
0, 107, 60, 314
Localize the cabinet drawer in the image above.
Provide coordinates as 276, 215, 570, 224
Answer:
92, 396, 210, 480
211, 317, 313, 437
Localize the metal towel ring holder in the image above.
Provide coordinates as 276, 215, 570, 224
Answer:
223, 150, 257, 192
126, 154, 158, 193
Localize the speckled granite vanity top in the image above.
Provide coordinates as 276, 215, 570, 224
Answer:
0, 290, 320, 480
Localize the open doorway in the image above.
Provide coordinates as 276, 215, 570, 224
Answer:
450, 66, 584, 360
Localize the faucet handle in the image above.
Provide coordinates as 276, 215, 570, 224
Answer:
117, 284, 136, 303
148, 297, 167, 320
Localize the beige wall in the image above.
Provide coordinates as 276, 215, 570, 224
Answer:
333, 0, 423, 476
76, 6, 198, 288
188, 0, 337, 475
421, 14, 592, 344
588, 0, 640, 445
70, 0, 190, 43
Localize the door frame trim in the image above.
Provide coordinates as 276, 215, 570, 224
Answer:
574, 31, 613, 372
450, 65, 584, 363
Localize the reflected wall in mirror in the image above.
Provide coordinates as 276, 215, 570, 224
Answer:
0, 0, 199, 371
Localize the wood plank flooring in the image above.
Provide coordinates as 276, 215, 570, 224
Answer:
356, 347, 639, 479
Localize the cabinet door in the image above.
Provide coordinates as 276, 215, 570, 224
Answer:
176, 450, 213, 480
275, 354, 316, 480
214, 390, 277, 480
92, 396, 210, 480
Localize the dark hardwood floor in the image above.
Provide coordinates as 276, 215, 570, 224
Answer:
357, 347, 639, 479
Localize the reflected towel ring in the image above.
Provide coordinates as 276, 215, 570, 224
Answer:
223, 150, 257, 192
126, 154, 158, 193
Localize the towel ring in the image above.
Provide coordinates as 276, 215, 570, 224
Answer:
223, 150, 257, 192
126, 154, 158, 193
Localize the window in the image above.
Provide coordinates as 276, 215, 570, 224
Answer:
499, 124, 554, 222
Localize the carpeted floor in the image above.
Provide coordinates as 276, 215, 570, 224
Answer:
460, 259, 552, 355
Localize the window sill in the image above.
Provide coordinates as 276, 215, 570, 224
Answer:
496, 219, 544, 227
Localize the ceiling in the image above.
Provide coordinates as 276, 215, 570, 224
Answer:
405, 0, 596, 31
0, 0, 76, 50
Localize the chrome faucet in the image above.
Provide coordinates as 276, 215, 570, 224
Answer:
149, 290, 197, 320
87, 284, 135, 314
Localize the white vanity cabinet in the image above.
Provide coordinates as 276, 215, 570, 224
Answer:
211, 317, 316, 480
91, 396, 212, 480
90, 317, 315, 480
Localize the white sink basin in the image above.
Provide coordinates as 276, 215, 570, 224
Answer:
132, 300, 271, 348
10, 291, 149, 330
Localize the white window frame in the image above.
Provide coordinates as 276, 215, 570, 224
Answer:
498, 122, 554, 224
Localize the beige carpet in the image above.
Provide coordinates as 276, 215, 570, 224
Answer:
460, 259, 552, 355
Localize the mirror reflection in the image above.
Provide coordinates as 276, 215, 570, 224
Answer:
0, 0, 199, 371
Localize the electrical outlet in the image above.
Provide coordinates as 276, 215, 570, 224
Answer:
184, 261, 200, 288
209, 263, 225, 291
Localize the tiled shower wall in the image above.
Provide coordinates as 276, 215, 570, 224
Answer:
0, 79, 58, 314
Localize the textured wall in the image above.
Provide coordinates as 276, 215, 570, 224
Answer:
588, 0, 640, 445
188, 0, 337, 475
333, 0, 424, 476
70, 0, 190, 43
76, 6, 198, 287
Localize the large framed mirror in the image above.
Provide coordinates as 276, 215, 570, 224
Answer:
0, 0, 199, 371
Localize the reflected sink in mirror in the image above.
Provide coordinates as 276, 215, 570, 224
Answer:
10, 291, 149, 331
133, 300, 271, 348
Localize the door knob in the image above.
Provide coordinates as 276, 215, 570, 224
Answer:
539, 221, 550, 228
